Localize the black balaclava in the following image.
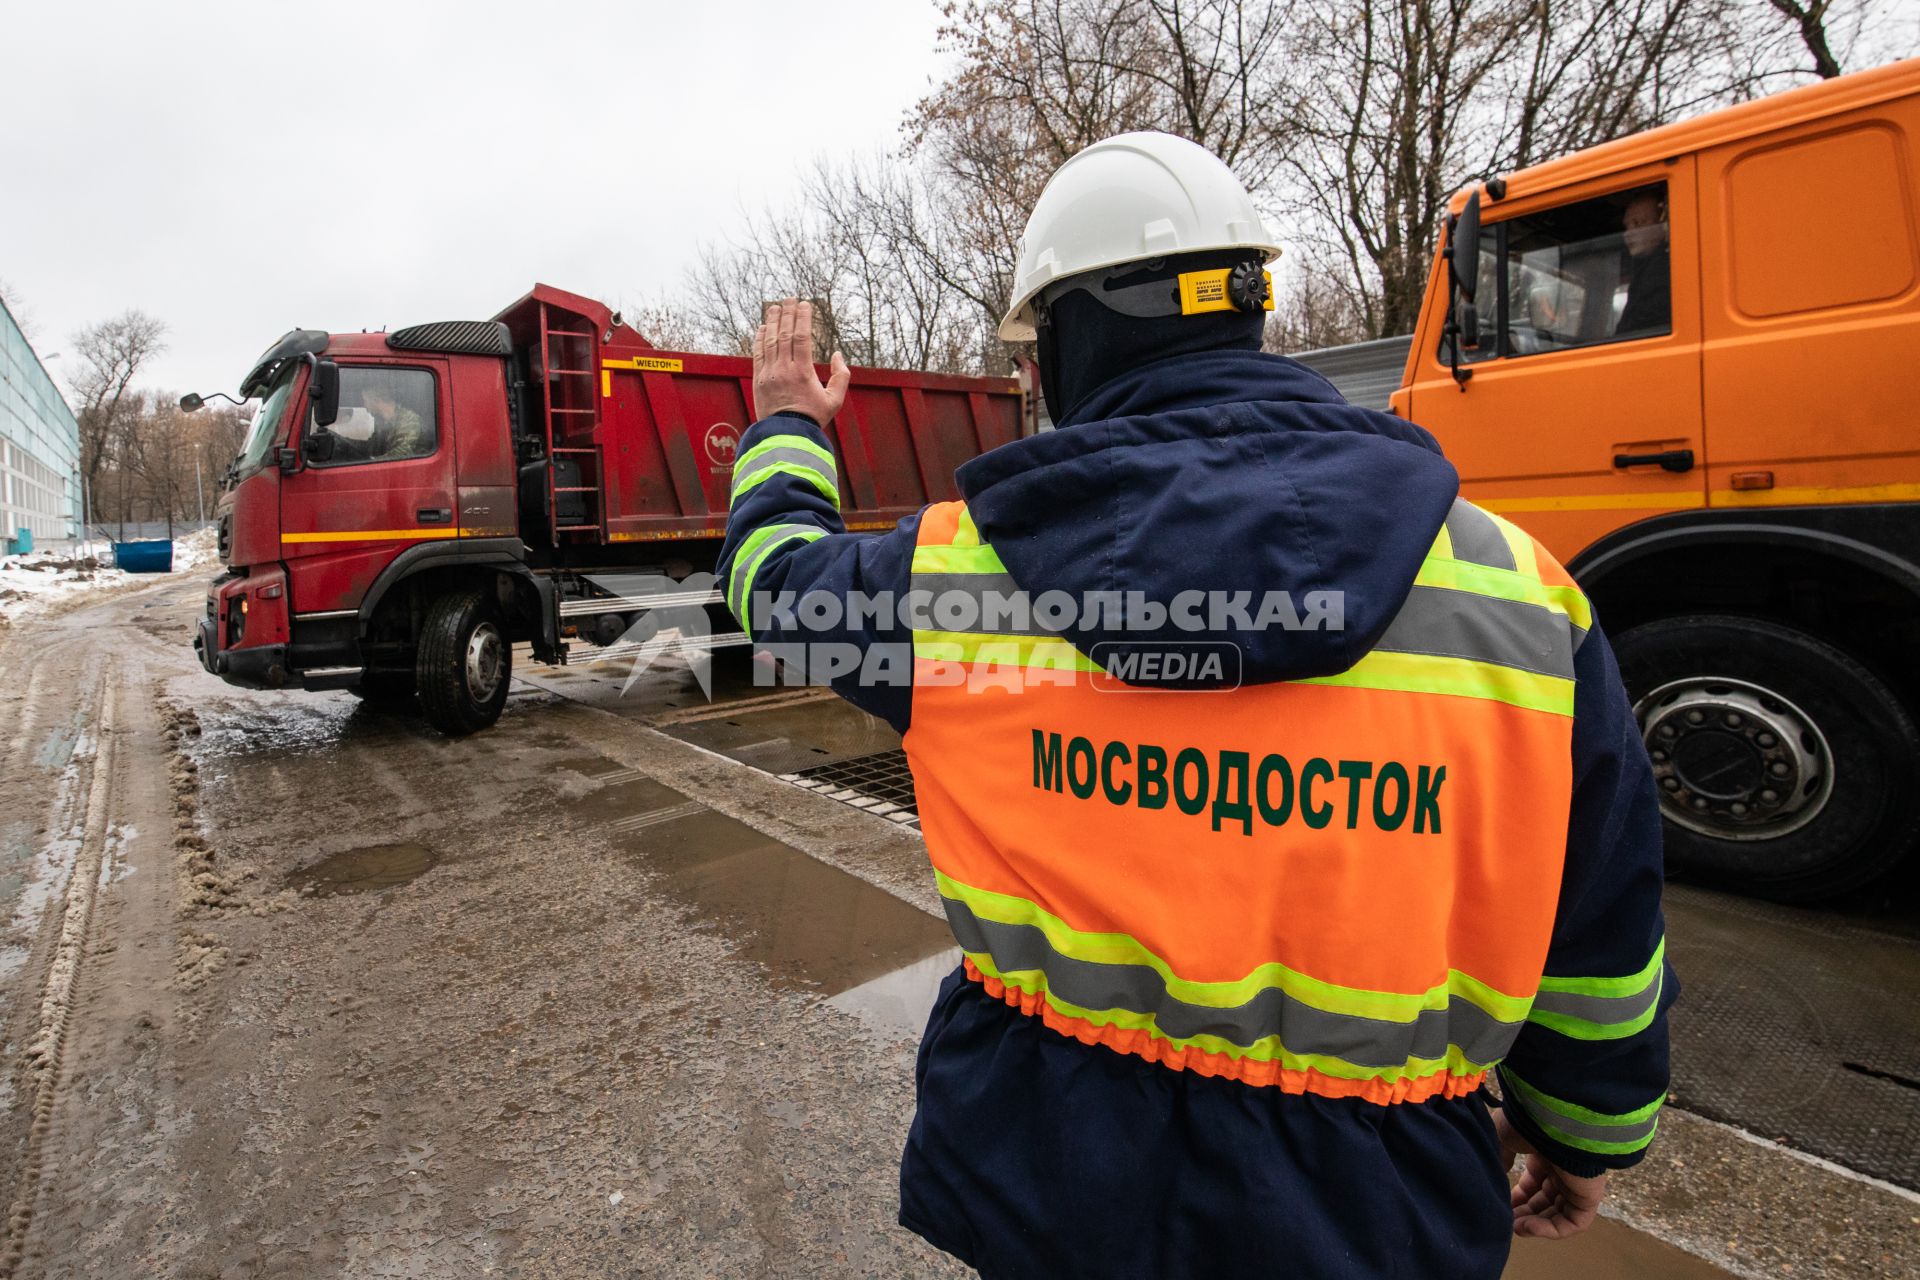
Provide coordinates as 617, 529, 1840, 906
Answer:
1034, 248, 1267, 425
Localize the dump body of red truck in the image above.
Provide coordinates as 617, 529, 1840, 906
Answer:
195, 283, 1023, 733
495, 284, 1023, 546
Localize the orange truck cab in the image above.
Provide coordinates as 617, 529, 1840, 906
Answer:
1394, 58, 1920, 900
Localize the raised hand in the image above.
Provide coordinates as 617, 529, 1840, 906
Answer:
752, 299, 849, 427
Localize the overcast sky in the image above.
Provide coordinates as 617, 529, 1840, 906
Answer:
1, 0, 949, 398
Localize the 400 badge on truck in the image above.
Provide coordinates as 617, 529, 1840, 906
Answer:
189, 284, 1025, 735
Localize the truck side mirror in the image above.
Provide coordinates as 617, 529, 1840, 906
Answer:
1443, 189, 1485, 388
309, 359, 341, 428
1449, 190, 1482, 304
179, 392, 205, 413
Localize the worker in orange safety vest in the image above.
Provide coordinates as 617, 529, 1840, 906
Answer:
718, 132, 1675, 1279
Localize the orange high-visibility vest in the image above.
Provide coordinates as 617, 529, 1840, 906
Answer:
901, 497, 1593, 1105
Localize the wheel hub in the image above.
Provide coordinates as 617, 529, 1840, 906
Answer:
466, 622, 505, 701
1634, 677, 1832, 842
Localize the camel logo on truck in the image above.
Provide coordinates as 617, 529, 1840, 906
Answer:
705, 422, 741, 468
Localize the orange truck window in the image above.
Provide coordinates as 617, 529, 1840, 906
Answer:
1446, 181, 1674, 365
1727, 126, 1917, 317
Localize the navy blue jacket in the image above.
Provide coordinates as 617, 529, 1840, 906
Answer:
718, 350, 1674, 1279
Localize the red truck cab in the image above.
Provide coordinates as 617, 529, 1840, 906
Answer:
196, 285, 1023, 733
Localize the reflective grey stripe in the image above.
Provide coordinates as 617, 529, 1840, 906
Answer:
1446, 499, 1517, 570
943, 896, 1526, 1069
910, 571, 1056, 637
727, 522, 823, 623
1502, 1072, 1662, 1146
731, 447, 838, 498
1374, 585, 1575, 679
1531, 967, 1664, 1028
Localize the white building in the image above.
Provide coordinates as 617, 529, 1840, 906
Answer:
0, 297, 81, 550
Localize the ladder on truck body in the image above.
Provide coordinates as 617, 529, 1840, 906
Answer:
538, 301, 606, 544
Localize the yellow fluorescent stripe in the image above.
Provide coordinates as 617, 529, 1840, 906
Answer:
913, 630, 1102, 672
1412, 556, 1593, 632
1544, 583, 1593, 631
1709, 481, 1920, 507
1487, 511, 1540, 580
977, 955, 1497, 1082
735, 433, 836, 472
732, 461, 839, 506
912, 543, 1010, 574
1474, 491, 1700, 514
281, 527, 465, 543
1415, 556, 1550, 607
1297, 648, 1575, 716
940, 871, 1535, 1025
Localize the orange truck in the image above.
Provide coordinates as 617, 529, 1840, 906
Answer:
1386, 57, 1920, 900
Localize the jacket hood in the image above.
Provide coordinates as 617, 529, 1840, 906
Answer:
956, 349, 1458, 688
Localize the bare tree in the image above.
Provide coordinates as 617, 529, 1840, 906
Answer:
1766, 0, 1844, 76
671, 155, 989, 374
616, 297, 712, 353
69, 311, 167, 528
901, 0, 1296, 361
665, 0, 1909, 368
0, 279, 39, 343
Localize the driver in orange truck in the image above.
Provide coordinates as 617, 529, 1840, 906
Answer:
1616, 189, 1672, 337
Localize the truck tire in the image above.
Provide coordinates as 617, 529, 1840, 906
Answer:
1613, 614, 1920, 901
416, 588, 512, 735
351, 669, 417, 709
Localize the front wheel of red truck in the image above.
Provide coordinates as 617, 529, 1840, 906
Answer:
1614, 614, 1920, 902
416, 588, 513, 735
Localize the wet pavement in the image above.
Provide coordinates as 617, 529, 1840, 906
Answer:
1663, 883, 1920, 1189
553, 643, 1920, 1196
0, 585, 1915, 1278
526, 639, 1920, 1274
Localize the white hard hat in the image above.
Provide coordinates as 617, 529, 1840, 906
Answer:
999, 131, 1283, 341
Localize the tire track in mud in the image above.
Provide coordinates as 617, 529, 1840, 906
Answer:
162, 695, 263, 1003
0, 671, 115, 1279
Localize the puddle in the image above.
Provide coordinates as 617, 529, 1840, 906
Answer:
292, 843, 438, 896
660, 699, 899, 774
34, 707, 85, 769
609, 795, 952, 999
826, 947, 958, 1036
1504, 1216, 1732, 1277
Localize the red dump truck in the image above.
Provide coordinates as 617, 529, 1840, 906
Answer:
193, 283, 1024, 732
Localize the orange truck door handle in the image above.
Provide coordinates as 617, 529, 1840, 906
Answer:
417, 507, 453, 524
1612, 449, 1694, 473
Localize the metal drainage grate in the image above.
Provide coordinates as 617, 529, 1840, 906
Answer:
782, 749, 919, 827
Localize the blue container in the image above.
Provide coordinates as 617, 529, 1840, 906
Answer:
10, 528, 30, 556
112, 539, 175, 573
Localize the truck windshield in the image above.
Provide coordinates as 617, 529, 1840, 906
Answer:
235, 362, 300, 475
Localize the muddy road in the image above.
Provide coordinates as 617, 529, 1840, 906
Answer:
0, 577, 1914, 1279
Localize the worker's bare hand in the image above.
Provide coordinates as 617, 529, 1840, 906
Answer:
753, 299, 849, 427
1496, 1111, 1608, 1240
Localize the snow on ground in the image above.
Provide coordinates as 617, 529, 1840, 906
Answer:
0, 528, 218, 624
172, 527, 219, 574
